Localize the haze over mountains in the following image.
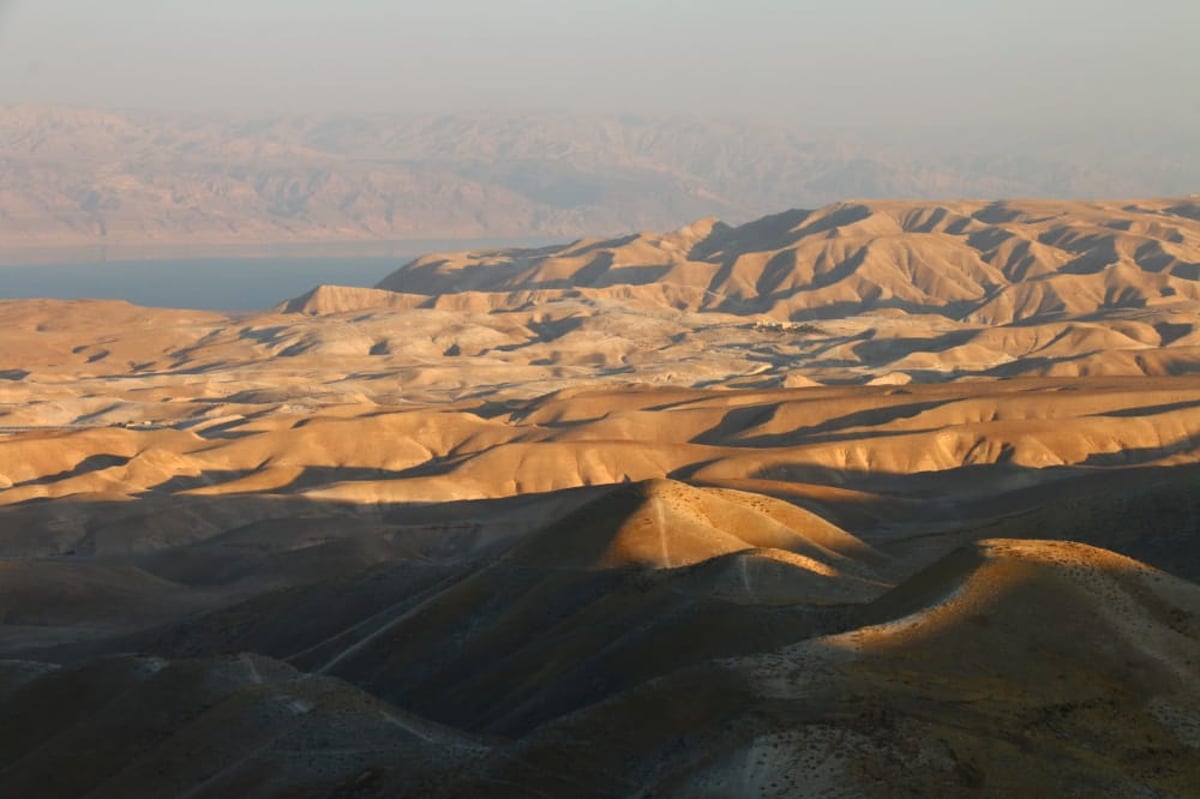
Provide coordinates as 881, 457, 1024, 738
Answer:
2, 105, 1197, 260
4, 198, 1200, 796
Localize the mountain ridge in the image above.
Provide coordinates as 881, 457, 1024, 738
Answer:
372, 197, 1200, 326
3, 104, 1197, 259
5, 195, 1200, 795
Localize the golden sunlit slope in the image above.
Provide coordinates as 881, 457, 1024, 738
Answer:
8, 378, 1200, 509
376, 198, 1200, 325
505, 479, 881, 573
3, 383, 1200, 796
5, 198, 1200, 797
5, 380, 1200, 671
6, 199, 1200, 411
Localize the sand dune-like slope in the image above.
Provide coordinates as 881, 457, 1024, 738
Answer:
7, 377, 1200, 509
4, 199, 1200, 795
5, 199, 1199, 418
377, 198, 1200, 323
505, 479, 882, 572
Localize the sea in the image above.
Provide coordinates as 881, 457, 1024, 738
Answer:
0, 257, 404, 311
0, 238, 551, 311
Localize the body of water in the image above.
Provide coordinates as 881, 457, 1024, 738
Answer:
0, 256, 412, 311
0, 236, 557, 311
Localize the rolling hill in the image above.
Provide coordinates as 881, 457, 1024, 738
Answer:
3, 198, 1200, 796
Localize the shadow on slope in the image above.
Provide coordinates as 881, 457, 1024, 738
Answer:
0, 654, 479, 799
2, 462, 1200, 795
442, 539, 1200, 798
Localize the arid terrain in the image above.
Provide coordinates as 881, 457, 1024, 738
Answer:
3, 198, 1200, 797
2, 106, 1197, 261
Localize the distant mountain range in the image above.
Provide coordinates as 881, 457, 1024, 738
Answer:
1, 105, 1196, 259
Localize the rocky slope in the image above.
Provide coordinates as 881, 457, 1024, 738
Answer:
376, 197, 1200, 324
4, 198, 1200, 796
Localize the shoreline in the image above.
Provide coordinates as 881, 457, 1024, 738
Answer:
0, 235, 560, 267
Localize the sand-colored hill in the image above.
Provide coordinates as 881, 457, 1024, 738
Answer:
504, 479, 882, 573
377, 198, 1200, 326
4, 199, 1200, 795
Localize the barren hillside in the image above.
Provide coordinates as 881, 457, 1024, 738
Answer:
3, 198, 1200, 796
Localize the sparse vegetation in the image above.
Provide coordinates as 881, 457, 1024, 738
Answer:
752, 319, 826, 335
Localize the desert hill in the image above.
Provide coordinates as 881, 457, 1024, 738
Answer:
0, 653, 480, 798
5, 532, 1199, 796
4, 198, 1200, 795
439, 539, 1200, 797
376, 198, 1200, 325
4, 200, 1200, 420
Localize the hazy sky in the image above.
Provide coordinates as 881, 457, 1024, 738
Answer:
1, 0, 1198, 132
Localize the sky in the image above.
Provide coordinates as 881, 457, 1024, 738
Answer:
1, 0, 1198, 135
